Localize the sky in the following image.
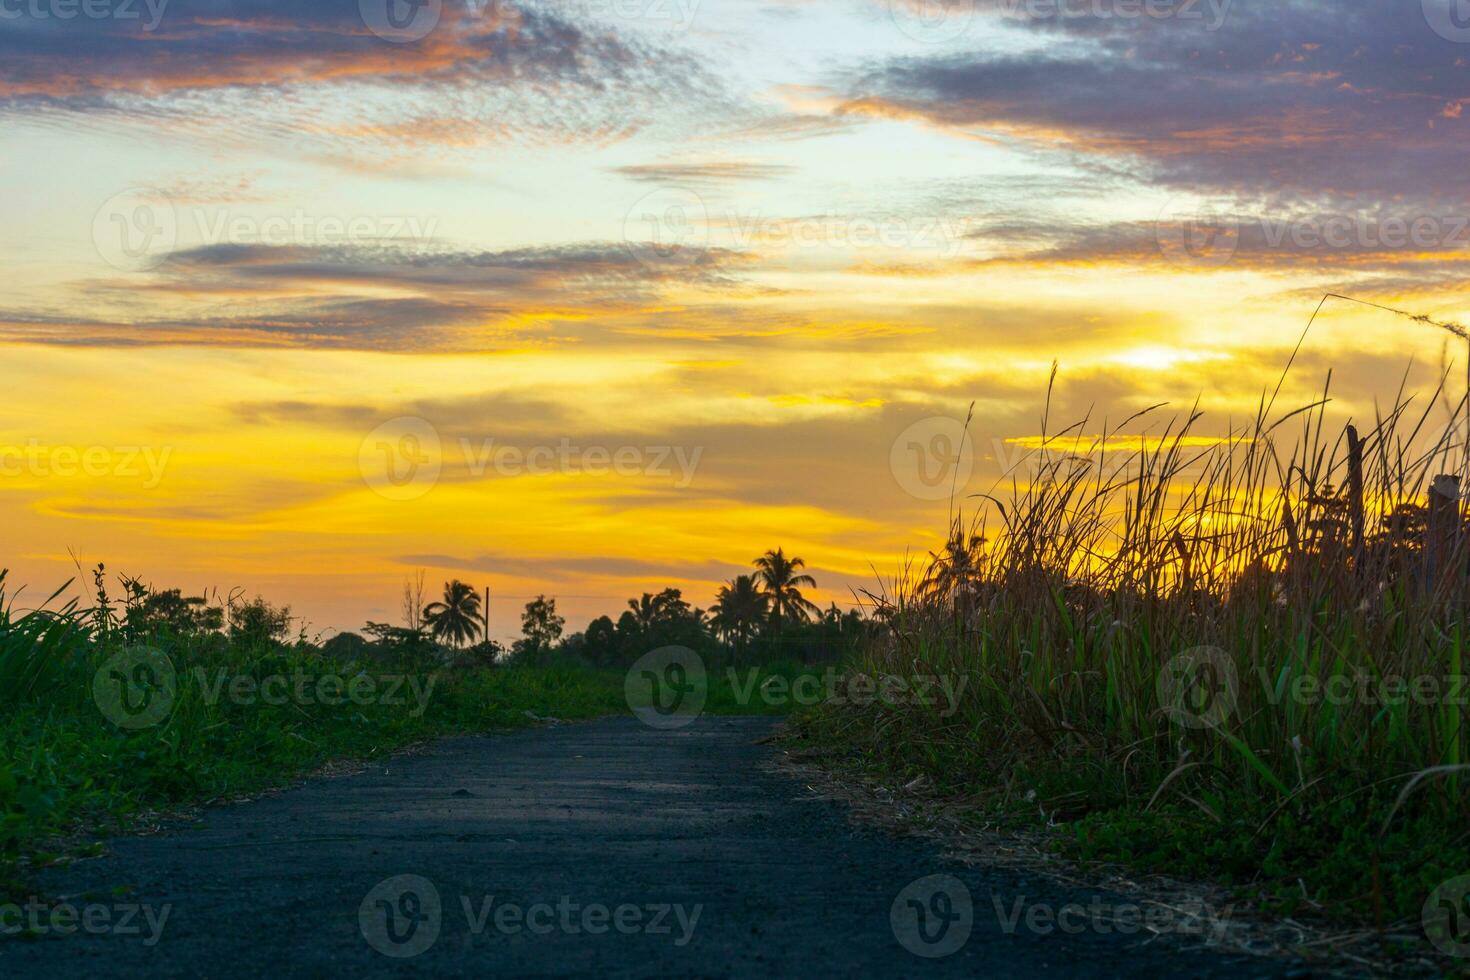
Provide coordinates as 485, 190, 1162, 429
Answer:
3, 0, 1470, 640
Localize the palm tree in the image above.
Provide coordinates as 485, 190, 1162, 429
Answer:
423, 580, 484, 648
753, 548, 820, 652
709, 575, 768, 661
627, 593, 664, 633
920, 526, 987, 601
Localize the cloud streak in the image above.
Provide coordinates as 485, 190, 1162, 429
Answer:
0, 240, 753, 348
0, 0, 728, 151
846, 1, 1470, 201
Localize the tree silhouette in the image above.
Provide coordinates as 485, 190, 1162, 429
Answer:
920, 527, 986, 601
520, 595, 565, 652
423, 580, 484, 648
584, 615, 617, 665
753, 548, 819, 651
627, 592, 664, 633
710, 574, 768, 661
229, 595, 292, 648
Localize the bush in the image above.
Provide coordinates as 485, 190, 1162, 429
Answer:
800, 376, 1470, 924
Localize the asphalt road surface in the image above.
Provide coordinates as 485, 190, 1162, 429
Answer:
0, 716, 1304, 978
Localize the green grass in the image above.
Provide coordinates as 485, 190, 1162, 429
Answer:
0, 578, 820, 899
705, 661, 836, 715
790, 374, 1470, 935
791, 700, 1470, 928
1, 648, 623, 887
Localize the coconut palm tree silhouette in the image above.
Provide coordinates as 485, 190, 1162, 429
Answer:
423, 580, 484, 648
754, 548, 819, 652
710, 574, 768, 661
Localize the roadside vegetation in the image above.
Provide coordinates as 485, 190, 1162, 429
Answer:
792, 363, 1470, 936
0, 548, 855, 896
35, 344, 1470, 949
372, 547, 866, 669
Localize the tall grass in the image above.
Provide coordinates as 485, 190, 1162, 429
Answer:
0, 572, 92, 709
812, 368, 1470, 922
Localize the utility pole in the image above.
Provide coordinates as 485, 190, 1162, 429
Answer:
484, 585, 490, 645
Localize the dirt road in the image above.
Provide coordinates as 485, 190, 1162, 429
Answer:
0, 716, 1300, 977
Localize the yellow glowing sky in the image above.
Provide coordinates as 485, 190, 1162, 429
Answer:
2, 1, 1469, 638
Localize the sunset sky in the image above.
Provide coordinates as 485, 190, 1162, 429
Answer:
3, 0, 1470, 639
